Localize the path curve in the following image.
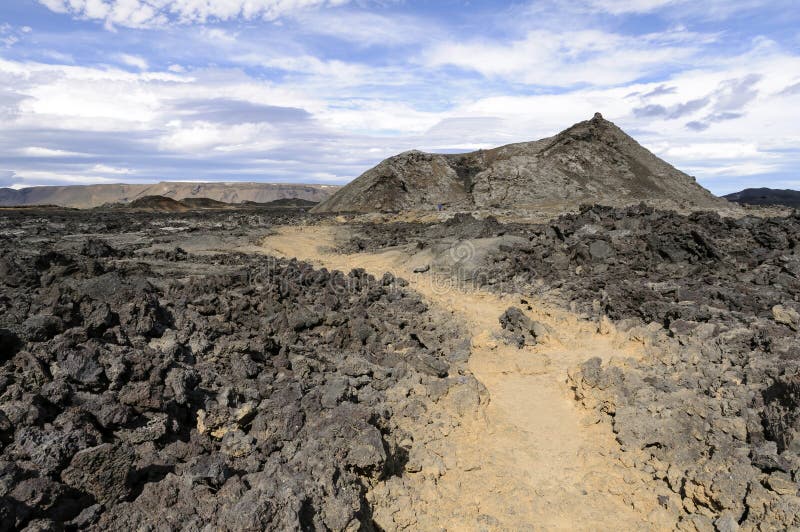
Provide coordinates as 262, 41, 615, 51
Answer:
262, 225, 676, 531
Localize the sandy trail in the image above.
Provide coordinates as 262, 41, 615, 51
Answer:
262, 225, 675, 531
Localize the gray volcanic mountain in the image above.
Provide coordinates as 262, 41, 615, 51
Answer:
313, 113, 725, 213
0, 181, 339, 209
724, 188, 800, 208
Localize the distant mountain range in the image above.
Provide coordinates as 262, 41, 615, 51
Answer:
0, 182, 340, 209
724, 188, 800, 208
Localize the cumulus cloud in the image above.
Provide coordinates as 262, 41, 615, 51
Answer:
38, 0, 353, 28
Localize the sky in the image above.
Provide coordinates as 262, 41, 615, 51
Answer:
0, 0, 798, 194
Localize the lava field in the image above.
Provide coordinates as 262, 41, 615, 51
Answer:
0, 208, 470, 530
343, 205, 800, 529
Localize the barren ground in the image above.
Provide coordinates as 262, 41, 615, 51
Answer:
263, 224, 678, 530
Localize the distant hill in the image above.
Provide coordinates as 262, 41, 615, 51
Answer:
313, 113, 726, 213
246, 198, 319, 208
179, 197, 230, 209
127, 196, 190, 212
0, 182, 340, 209
724, 188, 800, 208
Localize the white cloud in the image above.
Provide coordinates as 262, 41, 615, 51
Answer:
90, 164, 131, 174
0, 23, 29, 48
38, 0, 354, 29
309, 171, 344, 182
239, 54, 367, 84
117, 53, 149, 70
10, 170, 119, 185
684, 162, 783, 177
424, 29, 709, 86
291, 10, 437, 47
202, 27, 238, 44
317, 100, 442, 135
661, 143, 762, 160
20, 147, 89, 157
0, 59, 189, 130
4, 165, 133, 188
40, 50, 76, 63
38, 0, 68, 14
159, 121, 282, 152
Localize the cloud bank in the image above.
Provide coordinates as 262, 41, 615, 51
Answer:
0, 0, 796, 194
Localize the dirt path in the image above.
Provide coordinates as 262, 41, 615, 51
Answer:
262, 225, 676, 531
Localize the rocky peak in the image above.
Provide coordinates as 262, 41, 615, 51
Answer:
548, 113, 622, 147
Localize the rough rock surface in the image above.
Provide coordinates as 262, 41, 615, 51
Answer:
499, 307, 553, 348
341, 204, 800, 529
313, 114, 725, 213
0, 208, 471, 530
341, 212, 517, 254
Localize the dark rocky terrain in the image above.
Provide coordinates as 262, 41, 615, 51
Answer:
253, 198, 319, 208
176, 197, 230, 209
341, 206, 800, 528
101, 195, 318, 212
0, 207, 472, 530
126, 195, 191, 212
341, 212, 524, 254
725, 188, 800, 208
313, 114, 725, 213
5, 197, 800, 530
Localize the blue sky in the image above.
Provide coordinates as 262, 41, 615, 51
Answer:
0, 0, 798, 194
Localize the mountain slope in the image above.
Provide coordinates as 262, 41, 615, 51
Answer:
313, 114, 725, 213
724, 188, 800, 208
0, 182, 339, 209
